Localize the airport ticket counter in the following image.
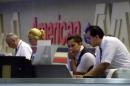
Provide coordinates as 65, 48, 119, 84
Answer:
0, 56, 130, 86
0, 78, 130, 86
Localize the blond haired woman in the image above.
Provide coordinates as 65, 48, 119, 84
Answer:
28, 28, 45, 54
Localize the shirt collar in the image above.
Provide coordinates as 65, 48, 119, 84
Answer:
75, 45, 84, 60
17, 40, 22, 49
100, 36, 106, 48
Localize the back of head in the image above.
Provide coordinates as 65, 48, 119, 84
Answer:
6, 33, 19, 48
28, 28, 45, 40
85, 25, 104, 39
67, 35, 82, 44
6, 33, 19, 41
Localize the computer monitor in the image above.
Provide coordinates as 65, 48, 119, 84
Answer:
33, 64, 72, 78
32, 40, 54, 65
0, 56, 34, 78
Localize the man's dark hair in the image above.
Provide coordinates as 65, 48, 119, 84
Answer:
85, 26, 104, 39
67, 35, 82, 43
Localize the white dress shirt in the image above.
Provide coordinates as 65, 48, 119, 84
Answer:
16, 40, 32, 60
67, 45, 95, 72
95, 36, 130, 69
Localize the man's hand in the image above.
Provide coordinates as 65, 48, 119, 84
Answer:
68, 50, 75, 60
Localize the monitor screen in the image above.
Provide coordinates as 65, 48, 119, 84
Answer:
0, 56, 26, 64
0, 56, 34, 78
34, 64, 72, 78
32, 40, 52, 65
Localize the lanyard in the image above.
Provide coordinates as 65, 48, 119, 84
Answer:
99, 47, 102, 62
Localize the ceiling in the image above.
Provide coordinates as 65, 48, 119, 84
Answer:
0, 0, 26, 3
0, 0, 126, 4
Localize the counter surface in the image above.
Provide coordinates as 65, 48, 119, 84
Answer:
0, 78, 130, 84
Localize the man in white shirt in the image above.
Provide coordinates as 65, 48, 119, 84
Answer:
6, 33, 32, 60
67, 35, 95, 75
84, 25, 130, 77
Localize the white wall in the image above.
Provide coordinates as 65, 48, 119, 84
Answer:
0, 0, 129, 49
0, 0, 127, 40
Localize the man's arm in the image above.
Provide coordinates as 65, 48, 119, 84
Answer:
69, 58, 77, 73
68, 51, 86, 75
68, 50, 77, 73
83, 62, 110, 77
